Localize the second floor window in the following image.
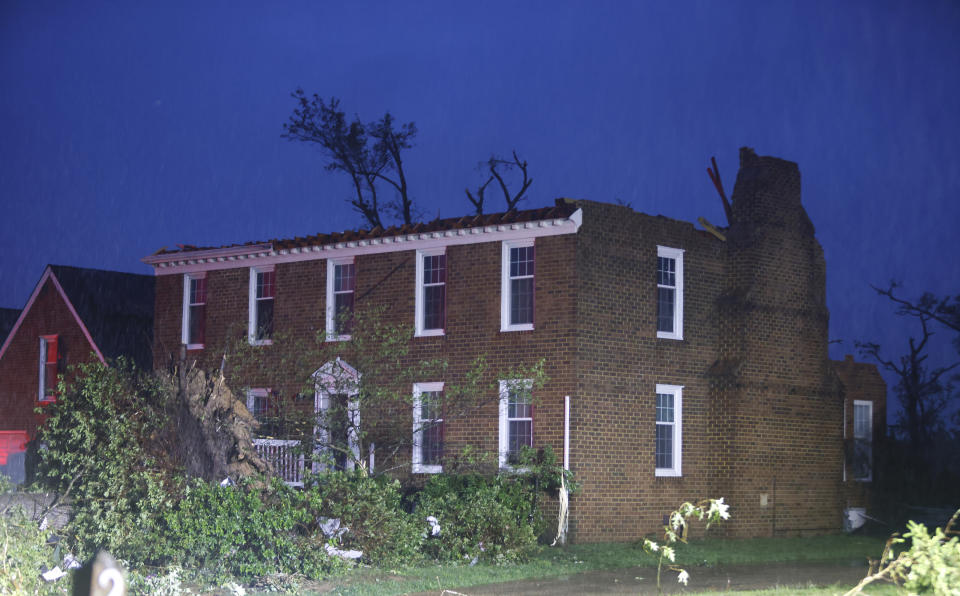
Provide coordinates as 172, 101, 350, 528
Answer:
327, 260, 355, 340
415, 249, 446, 336
656, 246, 684, 340
501, 240, 535, 332
182, 274, 206, 348
39, 335, 59, 402
249, 267, 275, 344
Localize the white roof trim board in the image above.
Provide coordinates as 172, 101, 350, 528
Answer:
142, 209, 582, 276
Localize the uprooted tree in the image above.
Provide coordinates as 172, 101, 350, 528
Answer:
282, 90, 533, 227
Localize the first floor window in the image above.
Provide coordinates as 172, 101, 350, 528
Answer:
656, 246, 684, 340
412, 382, 444, 473
326, 259, 356, 340
182, 274, 207, 348
39, 335, 59, 402
499, 379, 533, 468
655, 384, 682, 476
852, 400, 873, 481
249, 267, 275, 344
501, 240, 535, 331
415, 249, 446, 336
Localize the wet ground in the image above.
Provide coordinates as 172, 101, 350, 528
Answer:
407, 561, 870, 595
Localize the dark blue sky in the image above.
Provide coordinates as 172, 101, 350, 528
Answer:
2, 1, 959, 417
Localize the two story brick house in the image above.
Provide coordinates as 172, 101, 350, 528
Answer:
144, 149, 885, 541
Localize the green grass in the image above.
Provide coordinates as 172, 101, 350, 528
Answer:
315, 534, 889, 596
697, 582, 904, 595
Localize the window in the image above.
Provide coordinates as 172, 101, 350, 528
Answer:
655, 384, 682, 476
656, 246, 684, 340
39, 335, 59, 402
246, 388, 273, 421
499, 379, 533, 468
326, 259, 355, 340
248, 267, 275, 345
412, 382, 444, 473
852, 400, 873, 482
415, 249, 446, 336
501, 240, 535, 332
182, 274, 206, 349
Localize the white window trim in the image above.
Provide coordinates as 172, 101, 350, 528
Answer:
498, 378, 533, 470
655, 384, 683, 477
246, 388, 270, 419
415, 248, 446, 337
656, 246, 684, 340
843, 398, 847, 482
248, 266, 274, 346
853, 399, 873, 482
412, 381, 444, 474
326, 258, 354, 342
38, 336, 56, 403
501, 239, 535, 332
182, 272, 206, 350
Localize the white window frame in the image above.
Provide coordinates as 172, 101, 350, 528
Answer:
655, 384, 683, 477
38, 335, 58, 403
498, 378, 534, 469
656, 246, 684, 340
326, 258, 355, 342
248, 266, 275, 346
246, 388, 271, 422
501, 239, 535, 332
853, 400, 873, 482
415, 248, 446, 337
181, 272, 206, 350
412, 382, 444, 474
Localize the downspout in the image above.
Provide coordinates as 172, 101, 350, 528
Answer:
553, 395, 571, 546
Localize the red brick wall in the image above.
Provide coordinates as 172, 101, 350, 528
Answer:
151, 235, 579, 476
571, 201, 724, 541
0, 277, 100, 437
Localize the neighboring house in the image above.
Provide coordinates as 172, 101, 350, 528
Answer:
143, 148, 885, 541
834, 354, 887, 511
0, 265, 154, 482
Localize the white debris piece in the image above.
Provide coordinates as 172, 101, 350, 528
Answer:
41, 567, 66, 582
426, 515, 441, 536
219, 477, 234, 487
63, 553, 82, 570
324, 544, 363, 559
318, 517, 348, 538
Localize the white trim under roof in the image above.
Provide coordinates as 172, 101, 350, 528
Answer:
142, 209, 583, 276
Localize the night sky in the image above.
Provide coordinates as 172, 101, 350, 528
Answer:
2, 1, 959, 421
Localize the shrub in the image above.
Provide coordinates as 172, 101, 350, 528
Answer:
137, 477, 334, 581
302, 471, 424, 565
35, 360, 173, 558
416, 472, 540, 563
0, 507, 62, 596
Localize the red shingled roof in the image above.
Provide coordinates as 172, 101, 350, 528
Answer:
154, 200, 579, 257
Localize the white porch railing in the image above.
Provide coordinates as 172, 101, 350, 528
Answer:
253, 439, 305, 487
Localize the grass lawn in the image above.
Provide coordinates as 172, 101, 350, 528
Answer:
317, 534, 891, 596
